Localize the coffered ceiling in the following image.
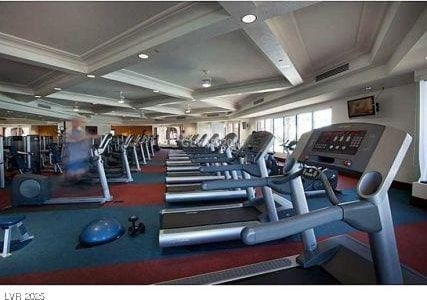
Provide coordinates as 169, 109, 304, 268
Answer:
0, 1, 426, 125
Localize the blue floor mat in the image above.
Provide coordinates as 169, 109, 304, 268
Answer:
0, 188, 425, 278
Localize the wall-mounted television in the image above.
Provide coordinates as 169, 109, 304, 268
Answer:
347, 96, 376, 118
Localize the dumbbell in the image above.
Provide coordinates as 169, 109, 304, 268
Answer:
128, 216, 146, 237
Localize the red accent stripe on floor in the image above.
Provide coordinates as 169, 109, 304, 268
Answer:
107, 183, 165, 206
0, 241, 302, 284
141, 165, 165, 173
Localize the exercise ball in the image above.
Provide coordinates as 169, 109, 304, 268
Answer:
79, 217, 125, 247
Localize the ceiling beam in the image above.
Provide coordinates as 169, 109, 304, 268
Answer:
103, 69, 193, 99
104, 111, 142, 118
198, 98, 236, 111
134, 96, 183, 108
219, 1, 311, 86
193, 77, 291, 100
0, 92, 79, 119
46, 91, 132, 108
142, 105, 184, 115
0, 33, 86, 73
0, 81, 33, 95
370, 2, 426, 66
387, 7, 427, 73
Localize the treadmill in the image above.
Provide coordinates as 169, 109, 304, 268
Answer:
167, 134, 220, 168
159, 131, 293, 248
161, 122, 426, 285
165, 134, 253, 203
166, 134, 221, 174
166, 133, 236, 173
168, 133, 213, 158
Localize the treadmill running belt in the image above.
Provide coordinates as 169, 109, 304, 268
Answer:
161, 207, 260, 229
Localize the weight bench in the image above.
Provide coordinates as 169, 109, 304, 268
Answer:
1, 215, 33, 257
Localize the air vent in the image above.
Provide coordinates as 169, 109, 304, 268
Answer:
176, 116, 186, 120
315, 63, 349, 82
206, 113, 220, 117
253, 98, 264, 105
37, 103, 51, 109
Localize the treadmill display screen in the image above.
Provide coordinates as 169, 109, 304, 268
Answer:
244, 131, 273, 162
312, 130, 366, 155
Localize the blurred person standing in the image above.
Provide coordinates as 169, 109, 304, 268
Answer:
62, 118, 93, 183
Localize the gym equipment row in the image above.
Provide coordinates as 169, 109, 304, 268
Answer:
160, 122, 426, 285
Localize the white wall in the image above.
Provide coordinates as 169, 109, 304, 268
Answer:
183, 123, 197, 135
250, 83, 419, 183
240, 118, 256, 143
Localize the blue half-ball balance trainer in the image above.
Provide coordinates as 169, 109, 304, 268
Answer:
79, 217, 125, 247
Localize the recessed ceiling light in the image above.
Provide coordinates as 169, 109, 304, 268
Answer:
86, 74, 96, 78
153, 90, 159, 93
365, 86, 372, 90
73, 107, 79, 112
241, 14, 257, 24
138, 53, 149, 59
54, 87, 62, 91
35, 95, 41, 98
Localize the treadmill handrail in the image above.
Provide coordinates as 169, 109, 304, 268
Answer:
201, 168, 304, 191
242, 206, 344, 245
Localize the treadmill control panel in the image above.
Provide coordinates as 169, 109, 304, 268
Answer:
298, 123, 385, 173
240, 131, 274, 163
312, 130, 366, 155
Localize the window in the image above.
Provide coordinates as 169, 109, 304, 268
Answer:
284, 116, 297, 142
297, 112, 313, 139
255, 107, 332, 153
211, 122, 226, 139
273, 118, 284, 153
198, 123, 211, 137
265, 118, 273, 133
197, 122, 227, 139
226, 121, 240, 140
257, 119, 265, 131
313, 108, 332, 129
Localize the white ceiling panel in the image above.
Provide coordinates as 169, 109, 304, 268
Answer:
0, 57, 53, 85
293, 2, 364, 66
126, 29, 281, 90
